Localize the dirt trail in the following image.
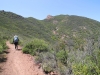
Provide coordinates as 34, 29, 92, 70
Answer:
0, 41, 45, 75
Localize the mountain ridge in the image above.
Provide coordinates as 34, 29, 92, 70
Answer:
1, 10, 100, 75
0, 10, 100, 44
0, 10, 100, 42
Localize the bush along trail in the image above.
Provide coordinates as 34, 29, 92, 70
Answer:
0, 41, 45, 75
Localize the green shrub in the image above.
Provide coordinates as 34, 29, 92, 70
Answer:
58, 64, 67, 75
72, 62, 100, 75
0, 45, 3, 53
35, 56, 43, 64
0, 37, 7, 54
42, 63, 53, 73
22, 38, 49, 55
56, 50, 68, 65
94, 49, 100, 68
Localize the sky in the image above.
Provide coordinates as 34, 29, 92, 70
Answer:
0, 0, 100, 22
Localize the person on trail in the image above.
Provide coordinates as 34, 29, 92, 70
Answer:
13, 35, 19, 50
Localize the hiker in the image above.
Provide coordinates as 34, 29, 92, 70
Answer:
13, 35, 19, 50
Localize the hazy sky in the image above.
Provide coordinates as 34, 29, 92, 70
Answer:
0, 0, 100, 21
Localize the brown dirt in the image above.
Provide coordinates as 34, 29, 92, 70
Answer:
0, 41, 45, 75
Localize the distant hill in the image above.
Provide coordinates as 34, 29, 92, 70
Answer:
0, 10, 52, 42
0, 10, 100, 42
1, 10, 100, 75
44, 14, 100, 41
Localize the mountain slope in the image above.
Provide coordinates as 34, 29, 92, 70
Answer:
1, 10, 100, 43
1, 10, 100, 75
0, 10, 52, 42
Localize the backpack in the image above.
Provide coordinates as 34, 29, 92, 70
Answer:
14, 36, 19, 42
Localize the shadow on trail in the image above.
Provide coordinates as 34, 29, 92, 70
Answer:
0, 67, 4, 73
3, 51, 9, 54
16, 48, 22, 51
0, 58, 7, 63
0, 50, 10, 63
0, 51, 8, 63
0, 53, 7, 73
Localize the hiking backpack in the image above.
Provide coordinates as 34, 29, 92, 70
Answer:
14, 36, 19, 42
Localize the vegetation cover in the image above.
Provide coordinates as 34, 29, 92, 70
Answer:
1, 10, 100, 75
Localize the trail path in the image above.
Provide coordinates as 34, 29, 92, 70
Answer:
0, 41, 45, 75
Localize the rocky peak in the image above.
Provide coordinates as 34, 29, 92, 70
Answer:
46, 15, 54, 20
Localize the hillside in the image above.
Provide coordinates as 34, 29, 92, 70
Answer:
44, 15, 100, 39
1, 10, 100, 75
1, 10, 100, 43
0, 10, 52, 42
